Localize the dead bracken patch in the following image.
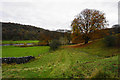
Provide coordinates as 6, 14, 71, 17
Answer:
63, 41, 96, 48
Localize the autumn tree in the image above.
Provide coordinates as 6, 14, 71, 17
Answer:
71, 9, 108, 44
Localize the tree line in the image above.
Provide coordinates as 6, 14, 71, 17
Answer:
2, 22, 71, 42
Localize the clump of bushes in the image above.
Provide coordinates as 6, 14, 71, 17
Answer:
49, 39, 61, 51
103, 35, 116, 47
103, 34, 120, 48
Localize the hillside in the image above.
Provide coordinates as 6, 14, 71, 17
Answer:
2, 22, 65, 40
2, 39, 119, 78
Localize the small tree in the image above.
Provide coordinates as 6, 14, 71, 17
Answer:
49, 40, 61, 51
71, 9, 108, 44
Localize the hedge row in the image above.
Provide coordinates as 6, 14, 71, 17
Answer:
1, 56, 35, 64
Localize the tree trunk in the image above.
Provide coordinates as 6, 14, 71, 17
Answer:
84, 36, 89, 44
85, 39, 88, 44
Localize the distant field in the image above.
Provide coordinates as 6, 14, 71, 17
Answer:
2, 39, 119, 78
2, 40, 39, 44
2, 46, 50, 57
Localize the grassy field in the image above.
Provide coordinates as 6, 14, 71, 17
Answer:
2, 40, 39, 44
2, 39, 119, 78
2, 46, 50, 57
77, 39, 119, 57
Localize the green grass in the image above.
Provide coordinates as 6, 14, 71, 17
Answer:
2, 39, 119, 78
2, 40, 39, 44
2, 46, 50, 57
78, 39, 119, 57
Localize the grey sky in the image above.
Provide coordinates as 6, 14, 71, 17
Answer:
0, 0, 119, 30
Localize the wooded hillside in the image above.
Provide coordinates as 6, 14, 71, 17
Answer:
2, 22, 66, 41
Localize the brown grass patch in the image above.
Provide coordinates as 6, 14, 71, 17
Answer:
63, 41, 95, 48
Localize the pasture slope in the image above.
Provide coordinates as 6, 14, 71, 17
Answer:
2, 39, 119, 79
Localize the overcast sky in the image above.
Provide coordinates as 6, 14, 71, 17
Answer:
0, 0, 119, 31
